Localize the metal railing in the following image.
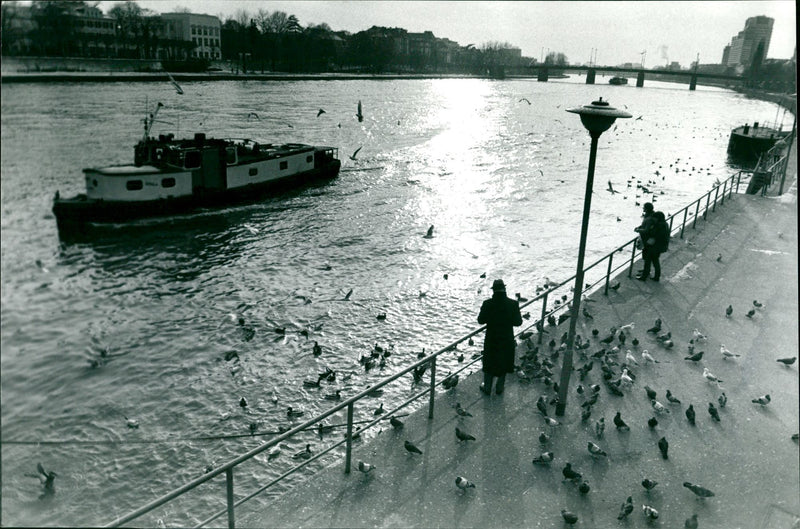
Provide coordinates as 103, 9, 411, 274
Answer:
106, 171, 743, 529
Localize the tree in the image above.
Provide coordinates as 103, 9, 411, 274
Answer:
30, 1, 83, 56
545, 51, 568, 66
108, 1, 158, 59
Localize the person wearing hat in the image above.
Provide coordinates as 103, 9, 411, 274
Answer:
477, 279, 523, 395
634, 202, 655, 278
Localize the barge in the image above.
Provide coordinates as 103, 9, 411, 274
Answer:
727, 122, 790, 162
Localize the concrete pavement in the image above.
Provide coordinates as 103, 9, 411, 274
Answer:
240, 165, 798, 528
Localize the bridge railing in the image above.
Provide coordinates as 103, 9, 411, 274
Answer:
105, 171, 743, 529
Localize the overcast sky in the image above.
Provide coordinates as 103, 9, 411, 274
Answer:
99, 1, 796, 67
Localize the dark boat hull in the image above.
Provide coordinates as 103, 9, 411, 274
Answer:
53, 160, 340, 232
727, 126, 788, 162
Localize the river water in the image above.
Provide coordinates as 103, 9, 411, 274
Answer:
0, 76, 788, 527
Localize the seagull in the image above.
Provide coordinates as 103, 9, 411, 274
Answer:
642, 350, 658, 364
124, 415, 139, 429
35, 463, 57, 491
703, 367, 723, 384
532, 451, 554, 464
356, 100, 364, 122
344, 288, 353, 300
635, 115, 643, 121
316, 108, 326, 117
720, 344, 740, 359
455, 476, 475, 490
519, 97, 531, 105
683, 482, 715, 497
607, 180, 620, 194
752, 394, 771, 406
247, 112, 260, 121
349, 146, 363, 161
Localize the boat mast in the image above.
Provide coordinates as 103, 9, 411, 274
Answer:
143, 101, 164, 141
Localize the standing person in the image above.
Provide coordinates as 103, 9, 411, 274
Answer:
638, 211, 669, 281
634, 202, 655, 278
477, 279, 523, 395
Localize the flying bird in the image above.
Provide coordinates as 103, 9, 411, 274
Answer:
349, 146, 363, 161
607, 181, 620, 194
519, 97, 531, 105
685, 351, 704, 362
166, 71, 183, 94
316, 108, 326, 117
685, 514, 699, 529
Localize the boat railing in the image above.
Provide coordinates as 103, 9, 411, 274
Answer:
105, 170, 743, 529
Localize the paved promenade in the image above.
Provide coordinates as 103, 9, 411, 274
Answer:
241, 164, 798, 528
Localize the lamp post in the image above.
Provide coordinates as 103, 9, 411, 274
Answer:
555, 98, 631, 416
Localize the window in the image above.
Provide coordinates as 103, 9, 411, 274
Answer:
184, 150, 201, 168
191, 25, 196, 34
204, 38, 208, 46
306, 155, 313, 163
249, 167, 258, 176
161, 177, 176, 188
203, 27, 208, 35
126, 180, 143, 191
226, 147, 237, 165
280, 161, 288, 170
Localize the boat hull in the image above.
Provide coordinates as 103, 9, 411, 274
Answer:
53, 160, 340, 232
727, 125, 788, 162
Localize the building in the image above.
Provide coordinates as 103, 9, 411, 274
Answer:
160, 12, 222, 60
723, 16, 773, 68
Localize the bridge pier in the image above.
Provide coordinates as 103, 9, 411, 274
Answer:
689, 74, 697, 91
537, 66, 548, 82
636, 71, 645, 87
585, 68, 596, 84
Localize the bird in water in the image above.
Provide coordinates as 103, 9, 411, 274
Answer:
323, 390, 341, 401
239, 397, 248, 408
683, 482, 715, 497
34, 463, 57, 493
373, 403, 384, 416
349, 146, 362, 161
618, 496, 634, 520
292, 444, 312, 460
607, 180, 620, 194
267, 446, 281, 461
455, 476, 475, 490
423, 225, 434, 238
287, 406, 304, 418
124, 415, 139, 429
312, 342, 322, 356
658, 436, 669, 459
356, 100, 364, 122
532, 451, 554, 464
404, 440, 423, 455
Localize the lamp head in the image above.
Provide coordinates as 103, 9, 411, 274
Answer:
566, 98, 632, 135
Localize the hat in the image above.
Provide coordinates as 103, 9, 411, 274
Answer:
643, 202, 654, 212
491, 279, 506, 291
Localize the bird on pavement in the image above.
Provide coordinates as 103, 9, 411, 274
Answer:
718, 392, 727, 408
578, 481, 591, 494
532, 451, 554, 464
777, 357, 797, 366
455, 427, 476, 442
642, 478, 658, 491
456, 403, 472, 417
536, 396, 548, 416
753, 299, 763, 308
543, 416, 560, 427
686, 404, 696, 425
752, 394, 771, 406
562, 462, 582, 481
658, 436, 669, 459
642, 350, 658, 364
539, 432, 550, 444
561, 510, 579, 525
587, 441, 607, 457
647, 319, 662, 333
618, 496, 634, 520
683, 482, 715, 497
455, 476, 475, 490
666, 389, 681, 404
746, 308, 756, 318
725, 304, 733, 317
614, 411, 630, 431
685, 514, 699, 529
625, 350, 639, 365
644, 385, 657, 400
595, 418, 605, 438
703, 367, 723, 384
390, 416, 404, 429
648, 417, 658, 428
651, 399, 670, 414
720, 344, 740, 359
357, 460, 375, 473
404, 440, 423, 454
685, 351, 704, 362
708, 402, 721, 421
643, 505, 659, 520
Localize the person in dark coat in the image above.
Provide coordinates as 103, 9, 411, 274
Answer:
638, 211, 669, 281
634, 202, 655, 278
477, 279, 523, 395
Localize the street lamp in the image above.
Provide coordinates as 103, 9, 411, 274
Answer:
555, 98, 631, 416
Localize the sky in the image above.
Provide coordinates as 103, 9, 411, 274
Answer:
97, 1, 796, 67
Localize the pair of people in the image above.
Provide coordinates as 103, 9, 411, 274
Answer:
634, 202, 670, 281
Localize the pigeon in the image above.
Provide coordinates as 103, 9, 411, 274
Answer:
404, 440, 423, 455
600, 330, 616, 344
581, 407, 592, 423
746, 308, 756, 318
753, 300, 763, 308
357, 460, 375, 473
562, 462, 582, 481
656, 331, 672, 342
703, 367, 723, 384
651, 399, 670, 414
685, 351, 704, 362
578, 481, 591, 494
683, 482, 715, 497
456, 403, 472, 417
685, 404, 696, 425
614, 412, 630, 431
532, 451, 554, 464
777, 357, 797, 366
708, 402, 721, 422
587, 441, 607, 457
642, 478, 658, 491
618, 496, 634, 520
543, 416, 560, 427
725, 304, 733, 317
644, 385, 657, 400
610, 281, 621, 291
561, 510, 579, 525
643, 505, 659, 520
666, 390, 681, 404
539, 432, 550, 444
752, 394, 771, 406
536, 396, 548, 416
717, 253, 723, 262
647, 319, 662, 333
455, 476, 475, 490
685, 514, 699, 529
442, 374, 459, 390
720, 344, 740, 359
692, 329, 707, 342
595, 418, 605, 439
619, 322, 635, 333
658, 436, 669, 459
718, 392, 727, 408
648, 417, 658, 428
390, 416, 404, 429
455, 427, 476, 442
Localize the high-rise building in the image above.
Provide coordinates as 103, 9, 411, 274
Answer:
722, 16, 773, 68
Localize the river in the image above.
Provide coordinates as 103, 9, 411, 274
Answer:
0, 76, 788, 527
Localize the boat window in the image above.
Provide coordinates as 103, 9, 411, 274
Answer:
249, 167, 258, 176
306, 155, 313, 163
126, 180, 143, 191
185, 150, 201, 169
280, 161, 288, 170
226, 147, 237, 165
161, 177, 176, 188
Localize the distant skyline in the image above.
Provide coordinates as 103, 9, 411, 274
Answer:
95, 1, 796, 67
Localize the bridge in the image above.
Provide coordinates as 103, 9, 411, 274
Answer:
527, 64, 746, 90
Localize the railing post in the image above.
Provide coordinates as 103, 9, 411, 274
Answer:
628, 242, 636, 278
693, 199, 700, 229
721, 181, 727, 205
225, 468, 235, 529
537, 292, 548, 344
669, 215, 674, 232
712, 186, 720, 212
344, 402, 354, 473
679, 208, 686, 238
736, 171, 742, 193
704, 191, 711, 219
728, 176, 734, 198
428, 356, 436, 419
603, 253, 614, 295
